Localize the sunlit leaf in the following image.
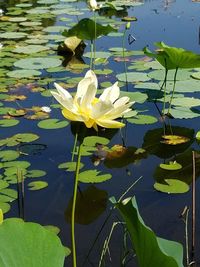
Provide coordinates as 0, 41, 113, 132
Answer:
58, 162, 84, 171
154, 179, 189, 194
0, 218, 65, 266
115, 197, 184, 267
160, 161, 182, 170
63, 18, 117, 40
37, 119, 69, 129
78, 170, 112, 183
28, 181, 48, 190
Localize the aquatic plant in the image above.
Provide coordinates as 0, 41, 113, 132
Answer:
51, 70, 134, 131
144, 42, 200, 114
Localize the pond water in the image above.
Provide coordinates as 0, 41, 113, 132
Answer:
1, 0, 200, 266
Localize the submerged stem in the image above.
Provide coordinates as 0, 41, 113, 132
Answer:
71, 141, 83, 267
122, 29, 128, 91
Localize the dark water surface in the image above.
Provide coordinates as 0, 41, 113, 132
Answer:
1, 0, 200, 266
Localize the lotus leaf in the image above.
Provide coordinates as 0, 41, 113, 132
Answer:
0, 218, 66, 266
63, 18, 117, 40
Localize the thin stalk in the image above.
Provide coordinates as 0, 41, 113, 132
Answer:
168, 67, 178, 114
191, 151, 196, 263
98, 222, 121, 267
93, 10, 96, 62
162, 68, 168, 115
122, 29, 128, 91
90, 40, 94, 69
71, 142, 83, 267
21, 169, 25, 220
71, 133, 78, 162
185, 208, 190, 266
118, 176, 142, 202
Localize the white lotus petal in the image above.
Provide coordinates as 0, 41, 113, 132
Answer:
80, 82, 97, 110
85, 70, 98, 88
114, 96, 130, 108
76, 77, 93, 100
51, 90, 75, 111
99, 82, 120, 103
104, 102, 134, 120
54, 83, 73, 101
91, 100, 113, 119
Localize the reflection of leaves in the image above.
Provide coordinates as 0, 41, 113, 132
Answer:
154, 149, 200, 185
142, 126, 194, 159
104, 146, 147, 168
63, 18, 117, 40
65, 186, 107, 225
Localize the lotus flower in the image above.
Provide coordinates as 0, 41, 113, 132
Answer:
51, 70, 134, 131
88, 0, 101, 11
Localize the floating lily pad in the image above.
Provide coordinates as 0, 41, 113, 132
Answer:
154, 179, 189, 194
148, 69, 192, 81
160, 162, 182, 170
0, 119, 19, 127
83, 136, 110, 146
37, 119, 69, 129
0, 150, 19, 162
120, 91, 148, 104
7, 70, 41, 78
171, 97, 200, 107
167, 106, 200, 119
13, 45, 49, 54
0, 32, 27, 39
116, 72, 150, 82
8, 17, 27, 22
128, 115, 158, 125
58, 162, 84, 171
28, 181, 48, 190
14, 57, 62, 70
78, 170, 112, 183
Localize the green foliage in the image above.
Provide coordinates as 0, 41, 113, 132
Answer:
115, 197, 184, 267
0, 218, 66, 267
63, 18, 117, 40
144, 42, 200, 69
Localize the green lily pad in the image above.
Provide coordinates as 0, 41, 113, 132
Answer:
171, 97, 200, 107
78, 170, 112, 183
7, 70, 41, 78
0, 202, 10, 214
26, 170, 46, 178
58, 162, 84, 171
167, 107, 200, 119
128, 115, 158, 125
83, 136, 110, 146
13, 45, 49, 54
148, 69, 192, 81
160, 162, 182, 170
37, 119, 69, 129
116, 72, 150, 82
0, 32, 27, 39
14, 57, 62, 70
28, 181, 48, 190
0, 150, 19, 162
154, 179, 189, 194
0, 120, 19, 127
120, 91, 148, 104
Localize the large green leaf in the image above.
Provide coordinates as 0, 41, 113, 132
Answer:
144, 42, 200, 69
115, 197, 184, 267
0, 218, 66, 267
63, 18, 117, 40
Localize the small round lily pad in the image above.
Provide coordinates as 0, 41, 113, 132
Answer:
14, 57, 62, 70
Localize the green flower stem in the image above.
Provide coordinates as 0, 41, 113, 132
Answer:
71, 133, 78, 162
93, 10, 96, 62
168, 67, 178, 114
71, 141, 83, 267
122, 28, 128, 91
90, 40, 94, 69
